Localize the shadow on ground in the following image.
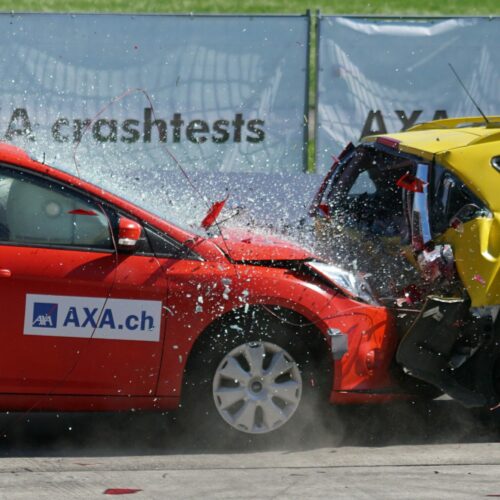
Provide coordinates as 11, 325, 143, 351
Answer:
0, 400, 498, 457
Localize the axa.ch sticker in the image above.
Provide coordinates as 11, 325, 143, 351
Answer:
24, 294, 162, 342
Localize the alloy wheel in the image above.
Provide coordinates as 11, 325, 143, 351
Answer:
212, 341, 302, 434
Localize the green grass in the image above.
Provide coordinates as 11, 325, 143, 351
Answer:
1, 0, 499, 14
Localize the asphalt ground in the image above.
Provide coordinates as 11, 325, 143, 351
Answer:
0, 400, 499, 499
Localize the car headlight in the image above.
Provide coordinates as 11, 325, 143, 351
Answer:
305, 261, 378, 305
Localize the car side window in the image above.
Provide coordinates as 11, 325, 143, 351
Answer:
0, 175, 11, 240
0, 167, 112, 250
145, 226, 201, 260
327, 147, 414, 238
431, 164, 485, 235
347, 170, 377, 196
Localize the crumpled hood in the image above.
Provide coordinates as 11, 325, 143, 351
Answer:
211, 228, 313, 262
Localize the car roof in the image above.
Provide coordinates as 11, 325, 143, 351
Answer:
362, 116, 500, 211
0, 142, 36, 165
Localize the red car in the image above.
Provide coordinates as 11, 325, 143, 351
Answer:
0, 143, 413, 437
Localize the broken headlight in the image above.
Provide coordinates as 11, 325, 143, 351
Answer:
306, 261, 378, 306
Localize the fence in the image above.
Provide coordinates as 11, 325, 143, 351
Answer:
1, 12, 498, 227
315, 15, 500, 173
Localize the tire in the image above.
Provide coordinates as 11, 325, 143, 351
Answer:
180, 307, 332, 445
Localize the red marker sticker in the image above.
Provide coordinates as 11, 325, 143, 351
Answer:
396, 172, 426, 193
104, 489, 142, 495
68, 208, 98, 216
201, 197, 228, 229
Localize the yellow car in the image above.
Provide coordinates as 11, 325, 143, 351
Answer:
312, 116, 500, 408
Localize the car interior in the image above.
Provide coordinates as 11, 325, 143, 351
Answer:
0, 169, 112, 249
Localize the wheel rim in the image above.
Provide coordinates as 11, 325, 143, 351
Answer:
212, 341, 302, 434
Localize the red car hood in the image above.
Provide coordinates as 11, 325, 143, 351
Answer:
211, 229, 313, 262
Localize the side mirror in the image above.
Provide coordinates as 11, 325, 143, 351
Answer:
117, 217, 142, 250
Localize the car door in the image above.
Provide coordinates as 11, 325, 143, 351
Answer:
0, 164, 167, 397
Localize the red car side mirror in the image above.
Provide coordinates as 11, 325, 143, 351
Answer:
117, 217, 142, 249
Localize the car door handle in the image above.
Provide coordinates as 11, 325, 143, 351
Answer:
0, 269, 11, 278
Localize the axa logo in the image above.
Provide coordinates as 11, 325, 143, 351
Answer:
32, 303, 58, 328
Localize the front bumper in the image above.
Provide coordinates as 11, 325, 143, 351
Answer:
319, 298, 403, 404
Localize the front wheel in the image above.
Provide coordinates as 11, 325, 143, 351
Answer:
180, 312, 332, 442
212, 341, 303, 434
